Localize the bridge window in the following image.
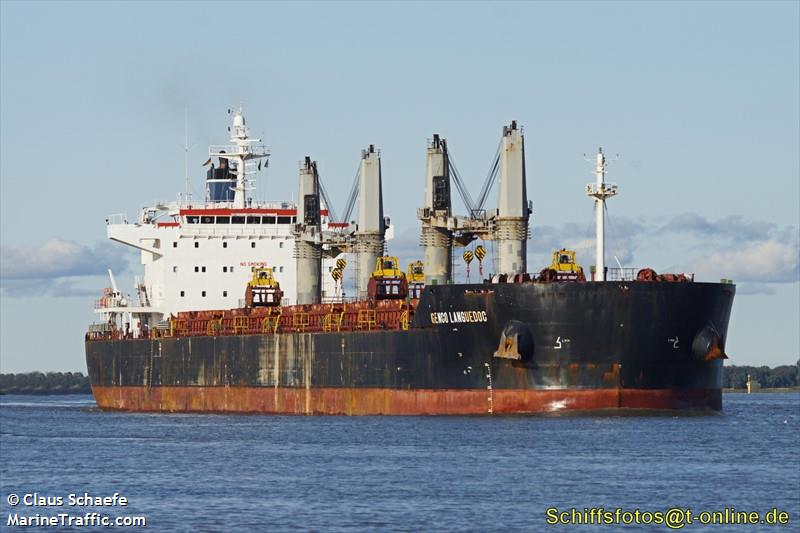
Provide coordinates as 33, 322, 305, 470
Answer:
216, 216, 230, 224
246, 216, 260, 224
200, 216, 213, 224
232, 216, 245, 224
277, 216, 291, 224
186, 216, 199, 224
263, 216, 276, 224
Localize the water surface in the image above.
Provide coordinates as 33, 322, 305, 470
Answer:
1, 393, 798, 531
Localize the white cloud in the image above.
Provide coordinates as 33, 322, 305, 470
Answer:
663, 213, 778, 242
532, 213, 798, 287
0, 239, 134, 297
686, 234, 799, 284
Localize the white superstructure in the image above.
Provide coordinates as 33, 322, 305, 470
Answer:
95, 110, 339, 335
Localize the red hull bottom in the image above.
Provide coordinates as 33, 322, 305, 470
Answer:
91, 386, 722, 414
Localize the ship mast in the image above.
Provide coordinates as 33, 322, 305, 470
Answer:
208, 108, 269, 208
586, 148, 618, 281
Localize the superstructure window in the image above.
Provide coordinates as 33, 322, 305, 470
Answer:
232, 216, 245, 224
279, 242, 283, 248
223, 266, 227, 273
173, 266, 178, 273
173, 242, 177, 248
230, 266, 234, 272
194, 242, 199, 248
201, 216, 213, 224
194, 266, 199, 272
246, 216, 260, 224
251, 242, 256, 248
223, 242, 228, 248
180, 291, 185, 297
186, 216, 199, 224
216, 216, 230, 224
263, 216, 276, 224
223, 291, 228, 297
277, 216, 291, 224
201, 266, 206, 273
201, 291, 206, 297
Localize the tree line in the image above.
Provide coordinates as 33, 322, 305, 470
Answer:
0, 372, 91, 394
723, 362, 800, 389
1, 363, 798, 394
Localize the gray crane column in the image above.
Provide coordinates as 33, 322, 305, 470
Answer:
419, 135, 452, 285
354, 145, 385, 299
294, 157, 322, 304
496, 121, 530, 275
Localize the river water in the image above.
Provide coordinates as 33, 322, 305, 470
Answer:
1, 393, 798, 531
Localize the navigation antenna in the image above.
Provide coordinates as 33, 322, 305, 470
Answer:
183, 107, 195, 206
585, 148, 619, 281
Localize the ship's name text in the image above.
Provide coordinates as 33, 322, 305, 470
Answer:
430, 311, 488, 324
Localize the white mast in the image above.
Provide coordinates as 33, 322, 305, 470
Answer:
586, 148, 618, 281
183, 107, 193, 205
208, 107, 269, 208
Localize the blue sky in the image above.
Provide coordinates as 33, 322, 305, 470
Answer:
1, 1, 798, 372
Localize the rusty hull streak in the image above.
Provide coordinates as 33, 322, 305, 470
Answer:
91, 386, 721, 415
602, 363, 621, 383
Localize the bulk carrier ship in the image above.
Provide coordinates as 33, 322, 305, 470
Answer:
85, 110, 735, 414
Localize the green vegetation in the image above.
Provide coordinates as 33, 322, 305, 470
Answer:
0, 372, 91, 395
1, 362, 798, 394
723, 361, 800, 390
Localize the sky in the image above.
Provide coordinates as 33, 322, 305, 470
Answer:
0, 1, 798, 373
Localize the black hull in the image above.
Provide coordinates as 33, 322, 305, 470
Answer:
86, 282, 735, 414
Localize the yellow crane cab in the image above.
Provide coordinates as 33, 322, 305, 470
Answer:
407, 261, 425, 283
551, 249, 580, 272
407, 261, 425, 299
245, 267, 284, 307
372, 256, 404, 278
542, 249, 586, 281
368, 256, 408, 300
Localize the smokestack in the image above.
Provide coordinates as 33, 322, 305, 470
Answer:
354, 146, 385, 299
496, 121, 529, 275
